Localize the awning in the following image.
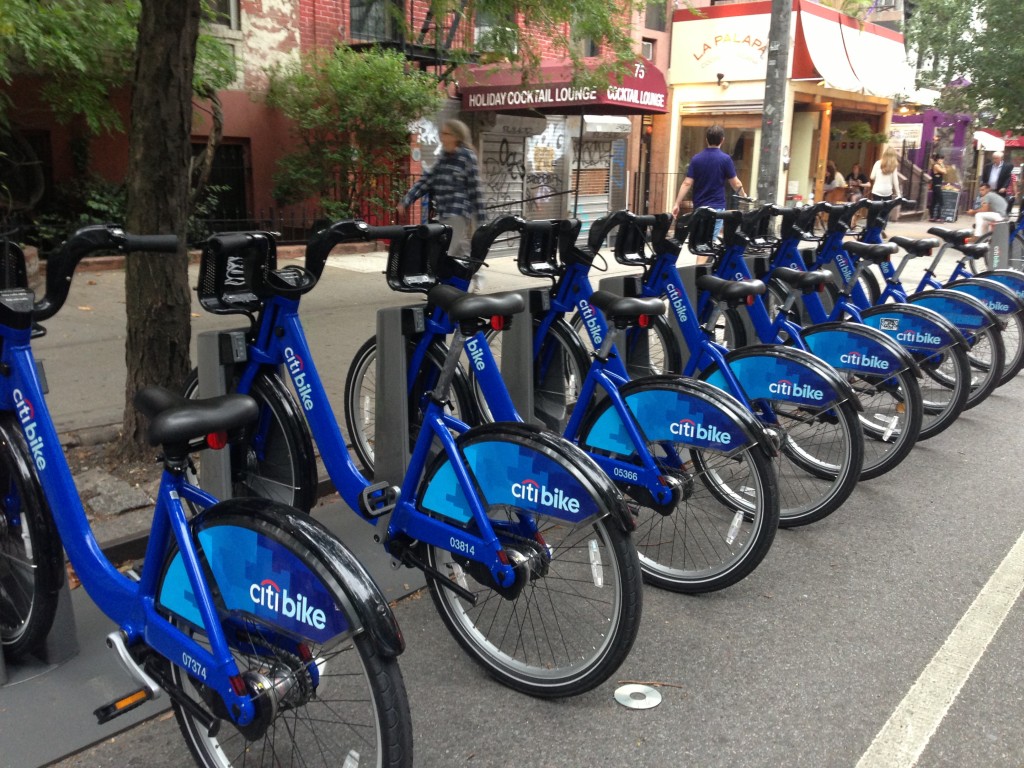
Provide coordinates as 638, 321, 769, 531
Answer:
793, 0, 913, 97
580, 114, 632, 137
974, 131, 1006, 152
795, 4, 860, 91
460, 58, 668, 115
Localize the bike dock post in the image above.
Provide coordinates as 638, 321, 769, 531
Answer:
374, 305, 421, 486
500, 288, 547, 427
987, 221, 1012, 269
0, 577, 79, 686
196, 329, 249, 499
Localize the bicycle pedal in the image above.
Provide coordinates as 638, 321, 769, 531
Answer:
359, 481, 400, 518
94, 687, 154, 724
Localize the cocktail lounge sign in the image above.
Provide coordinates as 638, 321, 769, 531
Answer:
461, 60, 668, 114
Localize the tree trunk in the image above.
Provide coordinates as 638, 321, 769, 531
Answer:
120, 0, 201, 458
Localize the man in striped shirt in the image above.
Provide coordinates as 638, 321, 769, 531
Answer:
399, 119, 487, 287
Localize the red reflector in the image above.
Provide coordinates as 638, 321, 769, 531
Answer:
297, 643, 312, 662
490, 315, 506, 331
817, 284, 825, 292
206, 431, 229, 450
746, 295, 755, 305
638, 314, 651, 328
230, 674, 248, 696
497, 550, 509, 565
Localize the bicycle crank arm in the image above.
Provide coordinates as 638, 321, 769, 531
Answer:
145, 659, 222, 738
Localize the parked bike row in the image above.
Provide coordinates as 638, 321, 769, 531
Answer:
1, 193, 1020, 767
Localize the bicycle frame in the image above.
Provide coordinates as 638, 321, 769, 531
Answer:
0, 308, 260, 724
237, 293, 546, 590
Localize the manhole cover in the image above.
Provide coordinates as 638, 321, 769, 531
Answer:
613, 683, 662, 710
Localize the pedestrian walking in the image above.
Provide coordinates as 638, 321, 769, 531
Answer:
671, 124, 746, 245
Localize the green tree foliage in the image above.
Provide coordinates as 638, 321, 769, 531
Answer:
0, 0, 139, 132
266, 47, 443, 218
0, 0, 235, 133
905, 0, 1023, 129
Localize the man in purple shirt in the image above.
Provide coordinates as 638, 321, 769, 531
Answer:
671, 124, 745, 244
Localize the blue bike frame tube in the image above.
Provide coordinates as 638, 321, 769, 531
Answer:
465, 330, 518, 422
769, 238, 834, 325
0, 333, 256, 724
246, 298, 374, 518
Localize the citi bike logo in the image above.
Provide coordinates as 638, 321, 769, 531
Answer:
769, 378, 824, 401
670, 418, 732, 445
895, 329, 941, 346
224, 254, 247, 287
250, 578, 327, 630
666, 283, 688, 324
986, 299, 1011, 312
466, 336, 486, 372
839, 350, 890, 370
836, 254, 855, 284
577, 299, 603, 346
511, 478, 581, 514
284, 347, 314, 411
12, 389, 46, 470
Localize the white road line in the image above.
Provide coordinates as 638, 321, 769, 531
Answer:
857, 531, 1024, 768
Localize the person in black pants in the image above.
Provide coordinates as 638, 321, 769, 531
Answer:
929, 153, 947, 221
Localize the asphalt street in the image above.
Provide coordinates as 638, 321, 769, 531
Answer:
5, 214, 1023, 767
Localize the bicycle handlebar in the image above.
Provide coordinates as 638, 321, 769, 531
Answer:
305, 219, 450, 279
35, 224, 179, 321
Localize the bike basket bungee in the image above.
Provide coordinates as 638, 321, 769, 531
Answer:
197, 231, 278, 314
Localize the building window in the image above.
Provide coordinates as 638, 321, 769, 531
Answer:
351, 0, 401, 42
644, 1, 666, 31
474, 9, 516, 52
641, 39, 655, 61
210, 0, 240, 30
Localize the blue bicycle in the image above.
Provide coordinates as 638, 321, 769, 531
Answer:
573, 210, 864, 527
681, 204, 924, 480
0, 225, 413, 767
186, 223, 644, 697
344, 216, 782, 594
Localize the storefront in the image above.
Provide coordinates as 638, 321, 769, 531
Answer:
668, 0, 915, 207
458, 59, 669, 240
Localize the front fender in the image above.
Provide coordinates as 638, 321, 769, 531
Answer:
801, 321, 922, 378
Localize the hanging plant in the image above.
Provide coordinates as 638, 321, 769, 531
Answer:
845, 121, 888, 144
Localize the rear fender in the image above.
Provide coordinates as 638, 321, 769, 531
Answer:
944, 278, 1024, 318
704, 344, 863, 411
582, 374, 776, 456
860, 303, 968, 352
158, 498, 405, 658
907, 288, 1001, 333
801, 321, 921, 378
418, 421, 633, 533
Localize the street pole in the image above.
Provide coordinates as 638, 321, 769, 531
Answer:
756, 0, 793, 204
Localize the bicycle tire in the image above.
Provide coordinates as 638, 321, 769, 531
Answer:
0, 415, 62, 660
906, 292, 1003, 411
947, 279, 1024, 387
847, 366, 923, 480
344, 335, 477, 475
183, 369, 317, 511
577, 379, 780, 593
419, 427, 642, 698
164, 505, 413, 768
622, 312, 685, 377
762, 395, 863, 527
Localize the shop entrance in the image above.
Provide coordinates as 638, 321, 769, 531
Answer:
678, 117, 758, 209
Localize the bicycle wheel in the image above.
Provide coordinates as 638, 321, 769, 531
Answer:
183, 369, 316, 511
164, 506, 413, 768
419, 428, 642, 698
0, 416, 62, 660
758, 396, 863, 527
848, 367, 923, 480
344, 335, 477, 474
620, 313, 685, 377
937, 323, 1003, 410
577, 381, 780, 593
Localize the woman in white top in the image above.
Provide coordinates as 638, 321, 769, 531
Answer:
868, 145, 901, 200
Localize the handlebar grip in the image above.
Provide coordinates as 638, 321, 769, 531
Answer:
367, 224, 411, 241
123, 234, 179, 252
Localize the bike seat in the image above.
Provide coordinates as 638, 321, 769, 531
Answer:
952, 242, 989, 259
771, 266, 831, 291
844, 240, 898, 264
926, 226, 973, 245
427, 284, 525, 322
588, 290, 666, 324
888, 236, 940, 257
134, 386, 258, 447
696, 274, 766, 302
